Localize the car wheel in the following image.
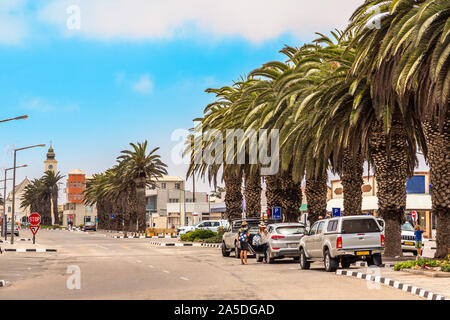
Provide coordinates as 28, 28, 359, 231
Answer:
413, 250, 418, 256
235, 245, 241, 259
366, 256, 375, 266
293, 257, 300, 262
222, 242, 230, 257
324, 250, 338, 272
372, 253, 382, 266
299, 249, 310, 270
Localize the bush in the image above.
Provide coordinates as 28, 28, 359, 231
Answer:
202, 234, 222, 243
180, 229, 217, 242
394, 258, 450, 272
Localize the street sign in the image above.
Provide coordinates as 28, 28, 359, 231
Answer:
29, 225, 40, 235
110, 214, 115, 219
332, 208, 341, 217
273, 207, 281, 220
29, 212, 41, 226
412, 210, 416, 219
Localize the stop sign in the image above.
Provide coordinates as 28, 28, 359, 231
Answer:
412, 211, 417, 219
29, 213, 41, 226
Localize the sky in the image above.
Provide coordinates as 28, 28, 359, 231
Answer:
0, 0, 428, 202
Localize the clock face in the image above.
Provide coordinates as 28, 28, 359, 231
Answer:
48, 165, 53, 170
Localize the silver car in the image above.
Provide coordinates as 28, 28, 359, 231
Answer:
299, 216, 385, 272
256, 223, 307, 263
401, 222, 418, 255
7, 223, 19, 236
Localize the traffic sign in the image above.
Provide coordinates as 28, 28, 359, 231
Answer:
332, 208, 341, 217
273, 207, 282, 220
29, 225, 40, 235
412, 211, 417, 219
29, 213, 41, 226
110, 214, 115, 219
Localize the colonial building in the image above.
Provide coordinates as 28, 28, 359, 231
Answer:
5, 177, 31, 223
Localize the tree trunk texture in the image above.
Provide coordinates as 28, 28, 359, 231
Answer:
341, 149, 363, 216
280, 169, 303, 222
135, 177, 147, 232
244, 169, 261, 218
369, 119, 409, 257
305, 175, 327, 225
265, 174, 282, 210
224, 170, 243, 223
422, 116, 450, 258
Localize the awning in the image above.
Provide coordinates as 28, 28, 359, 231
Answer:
326, 194, 432, 212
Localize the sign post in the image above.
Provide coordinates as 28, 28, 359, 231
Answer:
28, 212, 41, 245
272, 207, 282, 220
332, 208, 341, 217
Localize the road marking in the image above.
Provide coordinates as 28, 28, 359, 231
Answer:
79, 247, 87, 251
136, 260, 142, 263
162, 270, 170, 274
96, 245, 109, 249
148, 265, 154, 268
180, 277, 189, 281
121, 245, 130, 249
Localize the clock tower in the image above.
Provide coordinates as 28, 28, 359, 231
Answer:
44, 142, 58, 173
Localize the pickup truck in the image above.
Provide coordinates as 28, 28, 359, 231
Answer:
299, 216, 385, 272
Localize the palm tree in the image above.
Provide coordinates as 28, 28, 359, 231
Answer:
42, 171, 64, 225
118, 141, 168, 232
21, 179, 52, 225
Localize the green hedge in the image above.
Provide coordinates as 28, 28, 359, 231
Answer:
180, 229, 216, 242
394, 258, 450, 272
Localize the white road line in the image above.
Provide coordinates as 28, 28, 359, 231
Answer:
162, 270, 170, 274
180, 277, 189, 281
96, 245, 109, 249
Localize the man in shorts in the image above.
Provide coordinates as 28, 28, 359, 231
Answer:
414, 224, 425, 259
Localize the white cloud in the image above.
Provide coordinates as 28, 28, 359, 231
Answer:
0, 0, 28, 45
38, 0, 363, 42
21, 97, 79, 112
132, 74, 153, 94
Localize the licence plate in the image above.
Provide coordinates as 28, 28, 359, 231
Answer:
356, 251, 370, 256
404, 242, 414, 246
288, 243, 298, 248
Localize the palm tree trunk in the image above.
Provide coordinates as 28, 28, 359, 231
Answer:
341, 148, 363, 216
265, 174, 282, 211
280, 169, 303, 222
369, 118, 409, 257
422, 117, 450, 258
224, 169, 243, 223
305, 174, 328, 225
244, 168, 261, 218
135, 176, 147, 233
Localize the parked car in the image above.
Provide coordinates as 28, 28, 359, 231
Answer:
83, 222, 97, 231
179, 220, 230, 235
401, 222, 418, 256
299, 216, 385, 272
6, 223, 19, 236
255, 223, 307, 263
221, 219, 262, 258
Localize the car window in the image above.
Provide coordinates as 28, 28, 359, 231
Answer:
276, 225, 306, 235
402, 222, 414, 231
316, 221, 325, 234
327, 220, 338, 232
341, 219, 381, 234
213, 222, 220, 227
309, 222, 319, 235
202, 222, 212, 227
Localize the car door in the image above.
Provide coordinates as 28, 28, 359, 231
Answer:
313, 221, 326, 258
304, 222, 319, 257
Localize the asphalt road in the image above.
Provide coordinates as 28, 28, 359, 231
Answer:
0, 229, 421, 300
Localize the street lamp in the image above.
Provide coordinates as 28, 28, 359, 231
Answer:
2, 164, 27, 239
11, 144, 45, 244
0, 115, 28, 124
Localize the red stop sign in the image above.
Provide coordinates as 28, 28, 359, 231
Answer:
412, 211, 416, 219
29, 213, 41, 226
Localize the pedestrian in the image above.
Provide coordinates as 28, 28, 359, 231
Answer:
258, 223, 270, 263
414, 224, 425, 259
318, 215, 324, 220
237, 221, 250, 265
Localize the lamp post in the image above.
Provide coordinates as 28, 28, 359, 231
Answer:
11, 144, 45, 244
2, 165, 27, 239
0, 115, 28, 124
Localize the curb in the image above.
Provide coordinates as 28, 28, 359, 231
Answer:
0, 239, 32, 244
112, 235, 146, 239
0, 280, 5, 287
149, 241, 221, 248
352, 261, 395, 268
336, 269, 448, 300
4, 248, 57, 252
150, 236, 178, 239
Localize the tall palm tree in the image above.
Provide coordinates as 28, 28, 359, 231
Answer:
42, 171, 64, 225
118, 141, 168, 232
21, 179, 51, 225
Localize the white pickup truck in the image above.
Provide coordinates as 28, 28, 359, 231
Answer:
299, 216, 385, 272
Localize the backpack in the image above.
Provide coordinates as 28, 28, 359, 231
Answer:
252, 234, 261, 246
238, 229, 248, 242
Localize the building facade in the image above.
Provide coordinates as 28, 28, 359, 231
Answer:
44, 144, 58, 173
5, 177, 31, 223
62, 169, 97, 226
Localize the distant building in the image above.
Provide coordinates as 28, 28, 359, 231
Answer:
44, 143, 58, 173
62, 169, 97, 226
5, 177, 31, 223
327, 171, 434, 238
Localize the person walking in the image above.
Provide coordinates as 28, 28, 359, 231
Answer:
414, 224, 425, 259
258, 223, 270, 263
237, 221, 250, 265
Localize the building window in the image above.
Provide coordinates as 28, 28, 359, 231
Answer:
169, 198, 179, 203
175, 183, 180, 190
161, 183, 166, 189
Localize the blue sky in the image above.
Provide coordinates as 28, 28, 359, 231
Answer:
0, 0, 427, 197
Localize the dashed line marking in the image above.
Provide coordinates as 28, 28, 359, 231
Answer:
162, 270, 170, 274
96, 245, 109, 249
180, 277, 189, 281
